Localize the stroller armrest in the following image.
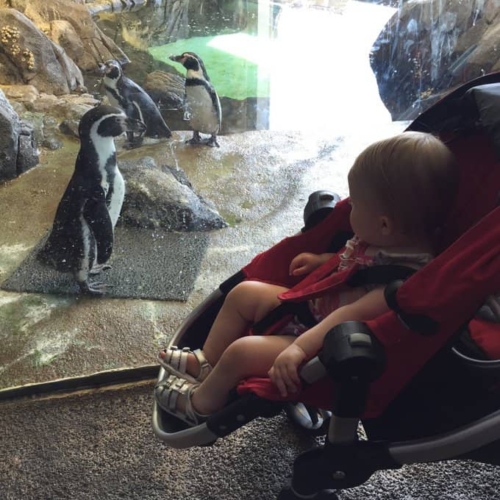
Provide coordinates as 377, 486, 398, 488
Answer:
318, 321, 386, 417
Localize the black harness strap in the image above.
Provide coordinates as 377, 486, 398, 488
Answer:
346, 265, 416, 287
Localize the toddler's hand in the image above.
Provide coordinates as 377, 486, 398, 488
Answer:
289, 252, 324, 276
268, 344, 307, 397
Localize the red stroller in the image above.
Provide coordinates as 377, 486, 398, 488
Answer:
152, 73, 500, 499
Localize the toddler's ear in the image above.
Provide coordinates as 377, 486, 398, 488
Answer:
379, 215, 394, 236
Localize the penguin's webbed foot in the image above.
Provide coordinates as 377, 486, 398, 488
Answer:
206, 135, 220, 148
78, 280, 109, 296
89, 264, 112, 275
186, 131, 202, 145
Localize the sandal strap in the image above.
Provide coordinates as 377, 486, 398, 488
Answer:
155, 374, 207, 427
164, 345, 191, 374
191, 349, 213, 382
159, 346, 213, 383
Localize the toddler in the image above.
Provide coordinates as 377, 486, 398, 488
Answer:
155, 131, 460, 427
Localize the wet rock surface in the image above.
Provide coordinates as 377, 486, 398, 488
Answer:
119, 156, 227, 231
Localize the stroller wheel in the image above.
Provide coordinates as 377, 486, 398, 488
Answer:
285, 402, 331, 435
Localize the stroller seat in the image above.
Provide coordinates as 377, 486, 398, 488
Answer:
152, 73, 500, 499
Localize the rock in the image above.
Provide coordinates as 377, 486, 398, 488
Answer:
0, 89, 20, 180
142, 70, 186, 131
42, 136, 63, 151
17, 121, 38, 174
118, 156, 227, 231
0, 8, 83, 95
49, 20, 85, 64
0, 84, 39, 104
371, 0, 500, 120
59, 119, 80, 138
0, 88, 38, 181
10, 0, 130, 72
27, 94, 65, 113
143, 70, 184, 110
1, 90, 99, 146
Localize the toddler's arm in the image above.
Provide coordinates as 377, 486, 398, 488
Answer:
269, 286, 388, 396
289, 252, 334, 276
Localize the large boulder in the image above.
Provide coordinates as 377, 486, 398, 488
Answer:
371, 0, 500, 120
0, 8, 84, 95
0, 88, 38, 181
119, 157, 227, 232
9, 0, 130, 72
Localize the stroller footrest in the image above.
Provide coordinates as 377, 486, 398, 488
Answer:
206, 393, 284, 437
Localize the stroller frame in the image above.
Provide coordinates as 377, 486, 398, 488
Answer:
153, 73, 500, 499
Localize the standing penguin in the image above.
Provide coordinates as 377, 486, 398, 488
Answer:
169, 52, 222, 147
37, 105, 146, 295
100, 59, 172, 147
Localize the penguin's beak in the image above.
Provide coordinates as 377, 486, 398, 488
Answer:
169, 55, 184, 64
98, 63, 114, 76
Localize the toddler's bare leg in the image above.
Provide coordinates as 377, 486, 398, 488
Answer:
159, 281, 288, 380
202, 281, 288, 364
193, 334, 295, 414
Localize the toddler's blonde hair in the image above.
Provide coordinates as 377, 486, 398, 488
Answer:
348, 131, 459, 238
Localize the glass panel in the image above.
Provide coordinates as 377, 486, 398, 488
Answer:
0, 0, 495, 390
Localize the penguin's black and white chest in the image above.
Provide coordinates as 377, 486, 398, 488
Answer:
89, 129, 125, 227
185, 79, 221, 135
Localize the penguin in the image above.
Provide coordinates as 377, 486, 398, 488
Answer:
37, 105, 146, 296
169, 52, 222, 147
100, 59, 172, 147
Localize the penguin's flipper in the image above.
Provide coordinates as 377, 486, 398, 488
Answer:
207, 86, 222, 130
133, 92, 172, 139
120, 101, 145, 146
83, 198, 114, 265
